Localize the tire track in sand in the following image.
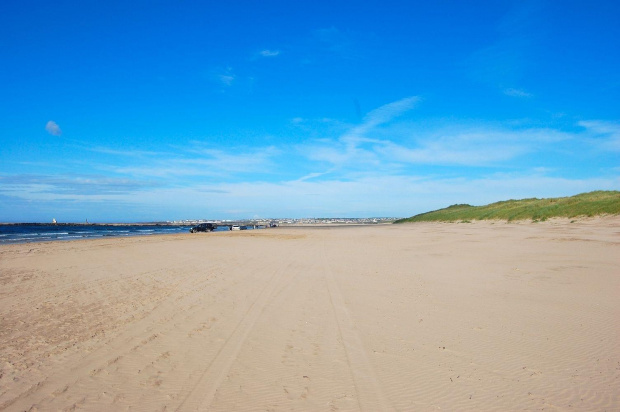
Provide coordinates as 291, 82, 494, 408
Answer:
322, 241, 394, 412
175, 263, 291, 411
0, 265, 217, 411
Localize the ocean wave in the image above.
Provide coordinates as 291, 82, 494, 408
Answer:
7, 236, 52, 242
0, 225, 189, 244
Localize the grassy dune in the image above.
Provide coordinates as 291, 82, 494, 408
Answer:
394, 191, 620, 223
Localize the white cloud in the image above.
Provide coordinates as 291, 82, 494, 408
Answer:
259, 49, 280, 57
211, 66, 236, 87
345, 96, 419, 138
295, 171, 333, 182
504, 88, 532, 98
376, 127, 568, 166
111, 145, 281, 178
301, 96, 421, 168
45, 120, 62, 136
218, 74, 235, 86
298, 96, 571, 169
0, 174, 157, 197
578, 120, 620, 151
183, 146, 280, 173
112, 165, 219, 178
90, 146, 168, 157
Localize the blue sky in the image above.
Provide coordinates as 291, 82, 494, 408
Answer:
1, 0, 619, 222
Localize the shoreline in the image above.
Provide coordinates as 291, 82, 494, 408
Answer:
0, 222, 183, 226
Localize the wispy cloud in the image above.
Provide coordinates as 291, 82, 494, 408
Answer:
45, 120, 62, 136
578, 120, 620, 151
111, 165, 218, 178
259, 49, 280, 57
212, 67, 236, 86
504, 88, 532, 98
299, 96, 573, 170
218, 74, 235, 86
298, 96, 421, 168
376, 127, 568, 166
0, 174, 158, 196
89, 146, 169, 157
182, 146, 281, 173
295, 170, 333, 182
344, 96, 419, 138
108, 144, 281, 179
301, 127, 554, 170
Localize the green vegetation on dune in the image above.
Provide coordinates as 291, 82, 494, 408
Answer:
394, 191, 620, 223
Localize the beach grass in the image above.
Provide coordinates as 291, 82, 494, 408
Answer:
394, 190, 620, 223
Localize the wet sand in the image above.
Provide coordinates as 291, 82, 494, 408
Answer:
1, 218, 619, 411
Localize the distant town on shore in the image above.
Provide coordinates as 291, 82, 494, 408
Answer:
170, 217, 398, 226
1, 217, 398, 226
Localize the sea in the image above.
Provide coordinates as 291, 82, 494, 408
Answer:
0, 224, 195, 245
0, 223, 259, 244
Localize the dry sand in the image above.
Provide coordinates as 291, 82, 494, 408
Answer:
1, 218, 619, 411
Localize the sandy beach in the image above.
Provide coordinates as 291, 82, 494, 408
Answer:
1, 218, 618, 411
